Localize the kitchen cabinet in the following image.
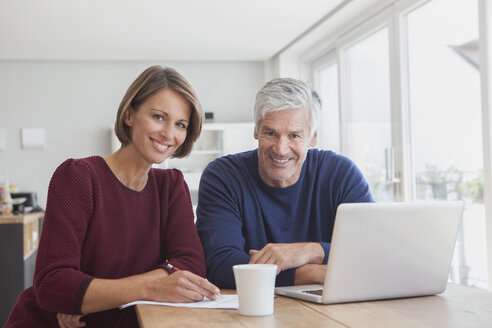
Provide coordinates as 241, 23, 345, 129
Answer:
0, 212, 44, 326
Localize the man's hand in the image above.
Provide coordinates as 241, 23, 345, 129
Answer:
248, 242, 325, 273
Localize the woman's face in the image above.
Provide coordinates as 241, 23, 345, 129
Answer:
125, 88, 191, 165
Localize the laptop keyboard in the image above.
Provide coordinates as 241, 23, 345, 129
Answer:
302, 289, 323, 296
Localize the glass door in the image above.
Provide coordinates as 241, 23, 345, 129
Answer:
340, 19, 396, 202
311, 0, 487, 289
404, 0, 485, 288
313, 53, 340, 153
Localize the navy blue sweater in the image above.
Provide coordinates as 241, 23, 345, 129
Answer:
196, 149, 373, 288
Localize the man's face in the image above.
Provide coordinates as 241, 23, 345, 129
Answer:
254, 107, 317, 188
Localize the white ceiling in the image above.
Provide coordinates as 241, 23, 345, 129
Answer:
0, 0, 344, 61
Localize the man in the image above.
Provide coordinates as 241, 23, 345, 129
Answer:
196, 78, 373, 288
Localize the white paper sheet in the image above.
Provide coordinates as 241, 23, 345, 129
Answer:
119, 294, 238, 310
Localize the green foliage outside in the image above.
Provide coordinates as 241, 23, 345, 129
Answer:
416, 164, 483, 202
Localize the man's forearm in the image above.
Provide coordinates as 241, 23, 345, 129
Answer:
307, 242, 325, 264
294, 264, 327, 285
249, 242, 326, 271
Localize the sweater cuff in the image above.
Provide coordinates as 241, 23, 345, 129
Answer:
275, 268, 296, 286
319, 242, 331, 264
73, 276, 94, 314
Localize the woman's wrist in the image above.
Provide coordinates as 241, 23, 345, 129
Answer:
138, 276, 153, 301
138, 268, 169, 301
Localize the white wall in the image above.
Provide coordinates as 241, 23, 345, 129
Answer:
0, 60, 265, 208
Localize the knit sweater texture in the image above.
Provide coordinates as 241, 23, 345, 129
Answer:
6, 156, 205, 327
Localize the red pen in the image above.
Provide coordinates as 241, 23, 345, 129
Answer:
166, 263, 180, 273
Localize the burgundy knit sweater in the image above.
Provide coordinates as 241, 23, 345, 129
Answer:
6, 156, 206, 327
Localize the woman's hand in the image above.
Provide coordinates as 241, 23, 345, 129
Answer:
56, 313, 85, 328
80, 268, 220, 314
146, 270, 220, 303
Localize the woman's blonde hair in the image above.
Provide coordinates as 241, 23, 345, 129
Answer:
115, 65, 204, 158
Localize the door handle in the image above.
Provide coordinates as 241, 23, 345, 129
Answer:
385, 147, 401, 184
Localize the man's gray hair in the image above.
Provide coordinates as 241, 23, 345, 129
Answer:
254, 78, 322, 137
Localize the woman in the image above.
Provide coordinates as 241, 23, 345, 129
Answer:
6, 66, 219, 327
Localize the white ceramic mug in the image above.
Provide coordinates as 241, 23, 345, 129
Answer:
233, 264, 277, 316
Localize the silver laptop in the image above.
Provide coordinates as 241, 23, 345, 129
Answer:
275, 201, 464, 304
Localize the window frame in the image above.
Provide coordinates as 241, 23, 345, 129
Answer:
306, 0, 492, 289
312, 51, 340, 152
